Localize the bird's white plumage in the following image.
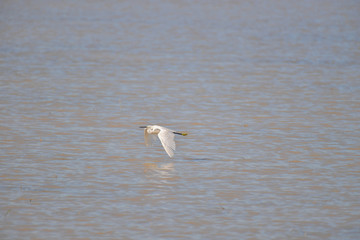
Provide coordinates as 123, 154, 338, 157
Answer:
158, 127, 176, 158
141, 125, 186, 158
144, 128, 157, 147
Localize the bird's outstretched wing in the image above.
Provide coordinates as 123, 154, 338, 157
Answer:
158, 128, 176, 158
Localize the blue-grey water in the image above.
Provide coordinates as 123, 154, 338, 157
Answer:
1, 0, 360, 239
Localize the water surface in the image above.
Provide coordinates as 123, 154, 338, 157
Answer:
1, 0, 360, 239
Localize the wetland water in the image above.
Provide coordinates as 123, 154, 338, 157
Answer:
1, 0, 360, 239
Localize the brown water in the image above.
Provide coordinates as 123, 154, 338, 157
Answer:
1, 0, 360, 239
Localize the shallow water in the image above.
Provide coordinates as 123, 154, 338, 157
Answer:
1, 0, 360, 239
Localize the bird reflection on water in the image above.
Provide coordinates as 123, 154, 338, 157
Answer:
143, 162, 177, 183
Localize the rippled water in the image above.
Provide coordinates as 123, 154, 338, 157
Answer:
1, 0, 360, 239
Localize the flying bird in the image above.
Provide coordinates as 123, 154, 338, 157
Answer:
139, 125, 187, 158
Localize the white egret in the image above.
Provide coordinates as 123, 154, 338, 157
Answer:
139, 125, 187, 158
